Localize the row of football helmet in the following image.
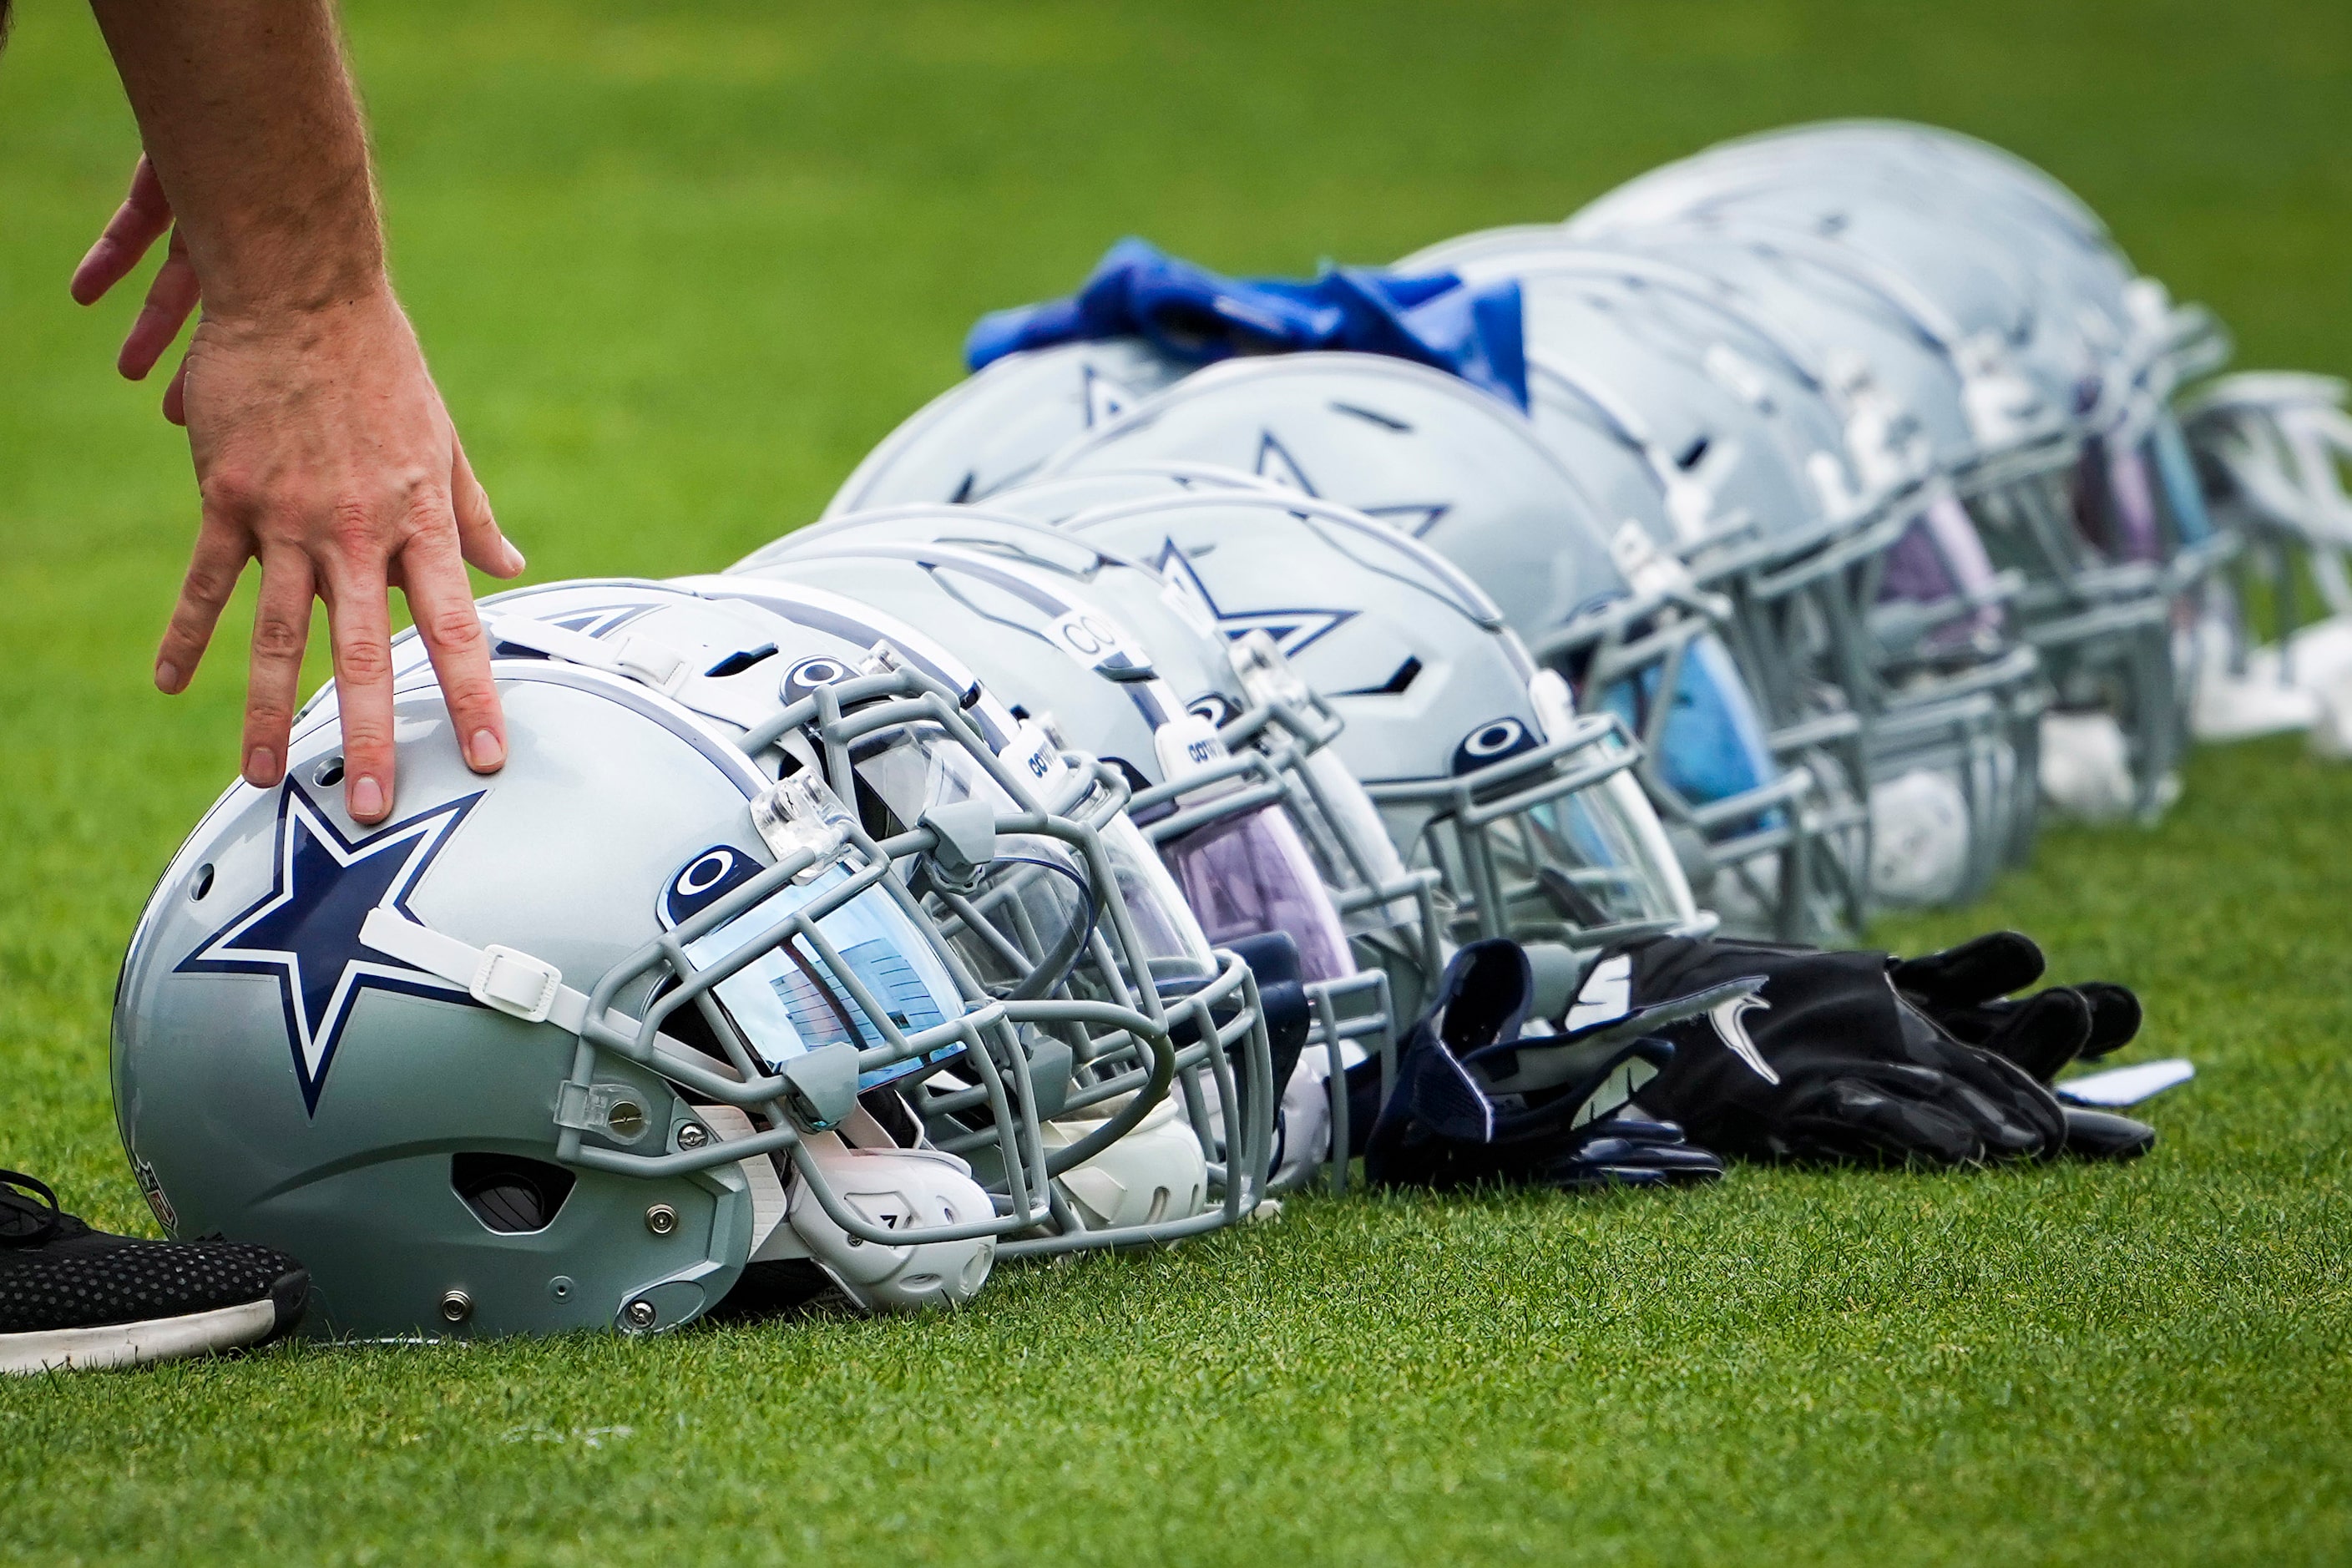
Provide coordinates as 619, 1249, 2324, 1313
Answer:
110, 119, 2269, 1342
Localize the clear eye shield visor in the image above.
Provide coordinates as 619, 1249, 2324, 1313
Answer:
1363, 704, 1702, 971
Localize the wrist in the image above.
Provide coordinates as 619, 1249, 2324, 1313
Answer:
196, 241, 392, 321
200, 269, 401, 334
185, 167, 390, 319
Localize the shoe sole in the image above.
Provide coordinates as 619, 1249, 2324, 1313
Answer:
0, 1267, 308, 1375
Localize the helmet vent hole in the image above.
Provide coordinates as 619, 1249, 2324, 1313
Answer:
312, 756, 346, 788
190, 864, 215, 901
1328, 401, 1412, 432
1370, 656, 1421, 696
452, 1152, 577, 1234
705, 645, 777, 679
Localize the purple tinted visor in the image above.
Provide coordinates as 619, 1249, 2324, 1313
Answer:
2103, 444, 2165, 564
1877, 493, 2007, 651
2071, 441, 2164, 564
1158, 801, 1357, 986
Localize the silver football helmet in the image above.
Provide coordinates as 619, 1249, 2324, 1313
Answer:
824, 338, 1187, 517
1046, 488, 1716, 1026
2179, 374, 2352, 752
114, 579, 1272, 1341
715, 517, 1436, 1186
1629, 124, 2234, 604
1567, 132, 2197, 820
1399, 231, 2047, 903
1039, 352, 1860, 941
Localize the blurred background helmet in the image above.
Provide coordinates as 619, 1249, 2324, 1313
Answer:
1565, 128, 2199, 821
1399, 231, 2046, 903
2179, 374, 2352, 751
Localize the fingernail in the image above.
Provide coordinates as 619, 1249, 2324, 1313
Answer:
467, 729, 505, 771
350, 776, 386, 820
155, 660, 181, 692
504, 543, 527, 575
244, 746, 279, 786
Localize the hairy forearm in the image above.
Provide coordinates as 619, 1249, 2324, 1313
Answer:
89, 1, 383, 316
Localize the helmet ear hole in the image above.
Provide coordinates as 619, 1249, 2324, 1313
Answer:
452, 1153, 577, 1234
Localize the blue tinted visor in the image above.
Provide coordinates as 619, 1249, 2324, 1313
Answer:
677, 863, 966, 1090
2149, 413, 2215, 547
1598, 632, 1779, 816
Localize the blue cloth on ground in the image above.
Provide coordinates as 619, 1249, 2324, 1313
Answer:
964, 236, 1530, 411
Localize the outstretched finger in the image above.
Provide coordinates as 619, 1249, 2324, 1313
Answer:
398, 524, 507, 774
71, 155, 173, 306
320, 556, 400, 823
242, 549, 316, 790
450, 437, 524, 578
156, 508, 250, 696
119, 226, 201, 381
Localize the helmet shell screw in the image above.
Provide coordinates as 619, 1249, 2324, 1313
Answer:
675, 1123, 710, 1151
623, 1298, 658, 1331
645, 1203, 679, 1237
438, 1289, 473, 1324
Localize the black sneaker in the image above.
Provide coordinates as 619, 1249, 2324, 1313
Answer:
0, 1170, 308, 1374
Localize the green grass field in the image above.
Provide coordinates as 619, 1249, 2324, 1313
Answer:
4, 3, 2350, 1562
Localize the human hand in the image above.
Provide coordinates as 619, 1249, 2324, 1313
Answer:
172, 290, 524, 822
73, 159, 525, 822
70, 154, 200, 422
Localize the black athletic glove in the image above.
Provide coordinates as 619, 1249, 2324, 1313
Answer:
1363, 941, 1726, 1193
1625, 936, 2071, 1167
1888, 932, 2153, 1160
1887, 931, 2142, 1076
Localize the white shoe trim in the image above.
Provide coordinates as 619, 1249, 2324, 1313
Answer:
0, 1297, 280, 1375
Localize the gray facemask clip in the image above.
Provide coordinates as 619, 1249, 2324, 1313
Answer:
781, 1043, 862, 1131
918, 799, 1000, 895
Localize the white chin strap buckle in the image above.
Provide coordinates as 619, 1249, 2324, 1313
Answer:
611, 636, 687, 690
485, 614, 691, 695
470, 944, 563, 1023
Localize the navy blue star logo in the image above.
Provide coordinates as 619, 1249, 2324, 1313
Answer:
1151, 538, 1357, 660
1252, 431, 1452, 537
178, 785, 482, 1114
1253, 432, 1319, 495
